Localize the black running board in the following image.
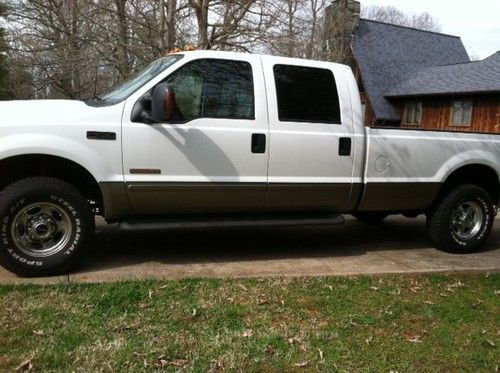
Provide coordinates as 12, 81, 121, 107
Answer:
119, 213, 345, 231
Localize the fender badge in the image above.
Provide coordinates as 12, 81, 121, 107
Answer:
130, 169, 161, 174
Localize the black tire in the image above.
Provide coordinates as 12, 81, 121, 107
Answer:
353, 212, 389, 224
426, 184, 495, 253
0, 177, 95, 277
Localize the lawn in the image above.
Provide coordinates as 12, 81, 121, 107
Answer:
0, 274, 498, 372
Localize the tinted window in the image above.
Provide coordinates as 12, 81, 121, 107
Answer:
273, 65, 341, 124
166, 59, 254, 121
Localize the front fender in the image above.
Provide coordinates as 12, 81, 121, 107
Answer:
0, 134, 123, 183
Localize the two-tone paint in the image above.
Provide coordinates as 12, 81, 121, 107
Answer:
0, 50, 499, 222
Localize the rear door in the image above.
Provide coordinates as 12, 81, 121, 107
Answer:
262, 56, 357, 212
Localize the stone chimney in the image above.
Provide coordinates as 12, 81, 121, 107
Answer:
324, 0, 360, 67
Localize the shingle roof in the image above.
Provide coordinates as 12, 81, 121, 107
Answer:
386, 52, 500, 98
351, 19, 470, 121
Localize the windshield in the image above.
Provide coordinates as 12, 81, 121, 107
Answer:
99, 55, 183, 103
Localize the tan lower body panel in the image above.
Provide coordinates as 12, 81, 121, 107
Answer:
126, 183, 267, 215
124, 182, 355, 216
357, 182, 441, 211
99, 181, 441, 221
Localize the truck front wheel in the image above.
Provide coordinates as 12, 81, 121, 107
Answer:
426, 184, 495, 253
0, 177, 95, 277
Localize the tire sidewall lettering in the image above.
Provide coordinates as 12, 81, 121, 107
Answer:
1, 194, 82, 267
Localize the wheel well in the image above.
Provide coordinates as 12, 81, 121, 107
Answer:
0, 154, 103, 215
439, 165, 500, 206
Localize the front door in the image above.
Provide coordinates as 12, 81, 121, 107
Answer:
121, 55, 269, 215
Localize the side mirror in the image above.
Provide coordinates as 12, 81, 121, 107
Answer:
151, 83, 175, 122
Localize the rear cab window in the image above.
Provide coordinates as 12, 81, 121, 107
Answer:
273, 64, 341, 124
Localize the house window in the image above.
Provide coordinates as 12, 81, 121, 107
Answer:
451, 99, 473, 126
404, 101, 422, 125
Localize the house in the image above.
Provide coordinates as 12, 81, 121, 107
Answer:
325, 0, 500, 133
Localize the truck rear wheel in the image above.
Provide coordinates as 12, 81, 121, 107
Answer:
426, 184, 495, 253
0, 177, 94, 277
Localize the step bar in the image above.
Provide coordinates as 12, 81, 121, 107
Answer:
119, 213, 345, 231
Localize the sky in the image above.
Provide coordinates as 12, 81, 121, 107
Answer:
360, 0, 500, 59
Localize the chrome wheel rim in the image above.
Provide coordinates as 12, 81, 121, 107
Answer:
450, 201, 484, 240
11, 202, 73, 257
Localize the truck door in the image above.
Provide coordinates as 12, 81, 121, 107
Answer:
262, 56, 357, 212
121, 54, 269, 215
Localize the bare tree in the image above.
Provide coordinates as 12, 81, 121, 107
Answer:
361, 5, 441, 32
260, 0, 329, 60
186, 0, 266, 51
0, 2, 9, 98
1, 0, 338, 99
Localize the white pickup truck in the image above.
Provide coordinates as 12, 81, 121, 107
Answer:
0, 50, 499, 276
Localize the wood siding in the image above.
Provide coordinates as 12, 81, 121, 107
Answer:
400, 95, 500, 133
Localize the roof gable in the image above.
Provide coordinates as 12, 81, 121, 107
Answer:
352, 19, 470, 121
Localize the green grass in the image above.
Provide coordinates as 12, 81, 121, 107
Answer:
0, 274, 498, 372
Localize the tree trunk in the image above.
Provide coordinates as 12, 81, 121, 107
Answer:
165, 0, 177, 51
189, 0, 210, 49
115, 0, 130, 77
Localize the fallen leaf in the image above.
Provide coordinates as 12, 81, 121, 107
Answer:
242, 329, 253, 338
369, 286, 379, 291
424, 300, 434, 305
447, 280, 465, 292
139, 303, 149, 309
191, 308, 197, 317
391, 287, 401, 295
288, 336, 302, 344
405, 334, 422, 343
170, 359, 189, 367
159, 359, 168, 368
257, 295, 268, 305
265, 345, 276, 356
485, 339, 496, 347
494, 290, 500, 295
238, 284, 248, 292
365, 335, 373, 345
294, 361, 309, 367
318, 348, 324, 362
211, 359, 224, 369
15, 358, 33, 372
280, 299, 285, 306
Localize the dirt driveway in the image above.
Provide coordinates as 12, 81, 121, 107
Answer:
1, 215, 499, 283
